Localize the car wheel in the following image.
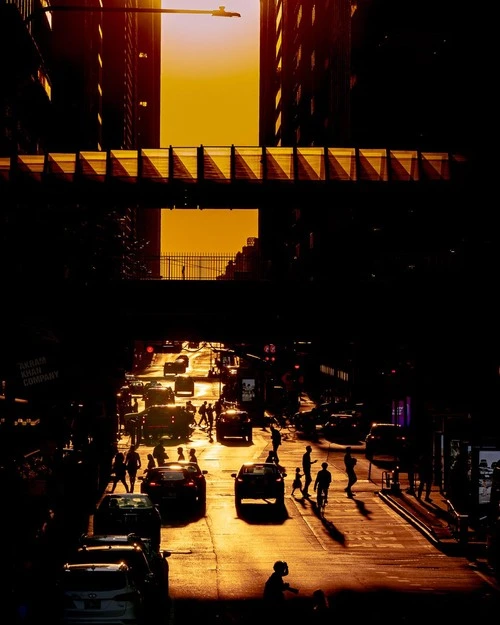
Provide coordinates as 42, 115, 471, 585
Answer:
275, 495, 285, 508
235, 496, 242, 511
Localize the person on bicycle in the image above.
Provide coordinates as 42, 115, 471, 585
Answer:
314, 462, 332, 506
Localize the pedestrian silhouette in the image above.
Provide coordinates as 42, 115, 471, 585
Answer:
186, 400, 197, 424
153, 441, 168, 466
270, 424, 282, 462
125, 444, 141, 492
177, 446, 185, 461
344, 446, 358, 498
144, 453, 156, 476
198, 401, 208, 427
266, 450, 278, 464
291, 467, 303, 497
417, 451, 433, 502
206, 403, 215, 437
302, 445, 317, 498
314, 462, 332, 504
132, 398, 139, 412
188, 448, 198, 463
263, 560, 299, 611
110, 451, 129, 492
311, 589, 331, 624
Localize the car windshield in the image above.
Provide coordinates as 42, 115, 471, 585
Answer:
105, 496, 151, 509
71, 549, 149, 575
242, 465, 275, 476
152, 470, 185, 481
62, 570, 128, 591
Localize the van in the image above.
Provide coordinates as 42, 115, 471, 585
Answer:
144, 386, 175, 408
174, 375, 195, 396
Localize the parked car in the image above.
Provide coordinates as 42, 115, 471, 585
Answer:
92, 494, 162, 550
293, 408, 329, 437
68, 533, 170, 609
231, 462, 287, 511
216, 408, 253, 443
364, 423, 409, 462
322, 413, 362, 442
139, 461, 208, 516
58, 562, 146, 625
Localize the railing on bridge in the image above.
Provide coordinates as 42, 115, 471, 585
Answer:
128, 253, 261, 281
0, 146, 463, 185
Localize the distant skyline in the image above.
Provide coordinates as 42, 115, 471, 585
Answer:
160, 0, 259, 255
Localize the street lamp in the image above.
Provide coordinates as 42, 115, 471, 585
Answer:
24, 4, 241, 24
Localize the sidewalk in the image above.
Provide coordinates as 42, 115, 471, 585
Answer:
376, 470, 496, 577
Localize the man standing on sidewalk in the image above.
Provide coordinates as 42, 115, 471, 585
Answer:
302, 445, 317, 498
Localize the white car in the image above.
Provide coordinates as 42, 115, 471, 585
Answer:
59, 562, 145, 624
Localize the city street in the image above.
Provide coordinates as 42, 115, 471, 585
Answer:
94, 348, 500, 624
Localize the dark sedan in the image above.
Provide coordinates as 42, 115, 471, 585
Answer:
323, 413, 362, 442
231, 462, 287, 511
365, 423, 409, 462
139, 461, 207, 517
92, 493, 162, 550
216, 408, 253, 443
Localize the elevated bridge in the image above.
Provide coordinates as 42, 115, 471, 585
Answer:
3, 146, 473, 350
1, 146, 467, 208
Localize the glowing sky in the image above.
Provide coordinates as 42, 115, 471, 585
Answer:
160, 0, 259, 254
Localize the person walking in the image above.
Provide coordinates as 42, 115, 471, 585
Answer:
314, 462, 332, 506
186, 400, 197, 424
343, 446, 358, 498
110, 451, 129, 493
153, 441, 168, 466
177, 446, 185, 461
188, 448, 198, 464
206, 403, 215, 437
416, 451, 433, 502
198, 401, 208, 427
214, 398, 223, 422
291, 467, 303, 497
144, 453, 156, 476
302, 445, 317, 498
270, 424, 282, 462
125, 444, 141, 492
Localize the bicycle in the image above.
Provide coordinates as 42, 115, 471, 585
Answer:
316, 486, 329, 518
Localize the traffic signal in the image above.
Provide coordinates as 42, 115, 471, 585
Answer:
264, 344, 276, 362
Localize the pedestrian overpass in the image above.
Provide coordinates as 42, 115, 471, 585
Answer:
1, 145, 466, 208
3, 145, 471, 345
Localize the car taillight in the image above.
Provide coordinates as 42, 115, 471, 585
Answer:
149, 481, 160, 487
186, 479, 196, 487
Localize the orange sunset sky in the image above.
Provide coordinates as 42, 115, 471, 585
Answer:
160, 0, 260, 255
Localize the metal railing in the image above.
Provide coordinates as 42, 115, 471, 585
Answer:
124, 253, 262, 281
